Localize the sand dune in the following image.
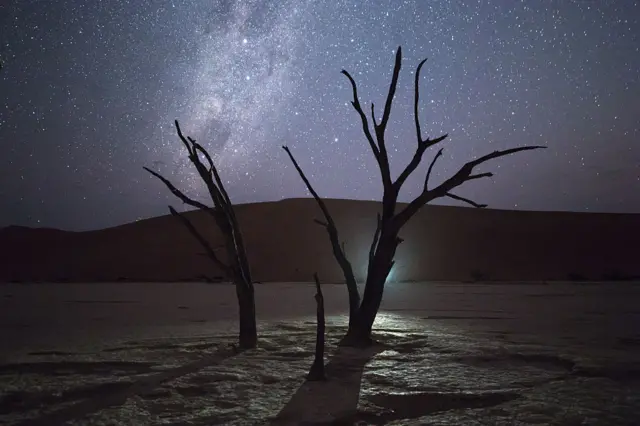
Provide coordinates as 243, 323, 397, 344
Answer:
0, 198, 638, 283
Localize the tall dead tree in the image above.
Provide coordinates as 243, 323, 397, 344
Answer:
145, 120, 257, 349
284, 46, 545, 346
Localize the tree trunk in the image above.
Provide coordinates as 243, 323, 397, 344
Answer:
307, 273, 326, 381
341, 283, 382, 347
237, 282, 257, 350
228, 229, 257, 350
342, 233, 397, 346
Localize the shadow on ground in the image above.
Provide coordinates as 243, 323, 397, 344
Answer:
272, 343, 387, 425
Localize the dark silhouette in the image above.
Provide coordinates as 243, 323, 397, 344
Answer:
144, 121, 257, 349
284, 46, 545, 346
307, 273, 326, 381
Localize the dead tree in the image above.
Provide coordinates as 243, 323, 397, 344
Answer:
283, 46, 545, 346
307, 272, 326, 381
144, 120, 257, 350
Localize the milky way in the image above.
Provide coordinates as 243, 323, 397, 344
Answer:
1, 0, 638, 230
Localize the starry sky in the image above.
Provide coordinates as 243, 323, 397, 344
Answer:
1, 0, 638, 230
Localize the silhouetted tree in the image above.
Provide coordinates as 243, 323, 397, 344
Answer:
145, 121, 257, 349
284, 46, 545, 346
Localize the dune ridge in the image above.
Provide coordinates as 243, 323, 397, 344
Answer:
1, 198, 638, 283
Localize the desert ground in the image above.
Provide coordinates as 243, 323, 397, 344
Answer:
1, 281, 639, 425
1, 199, 639, 424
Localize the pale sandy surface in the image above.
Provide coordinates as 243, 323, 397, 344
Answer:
1, 281, 639, 425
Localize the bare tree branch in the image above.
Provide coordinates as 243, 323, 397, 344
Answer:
393, 134, 448, 192
174, 123, 228, 212
413, 58, 428, 145
174, 121, 253, 286
395, 145, 546, 227
173, 122, 229, 216
370, 102, 377, 128
193, 140, 250, 281
283, 147, 341, 235
282, 145, 361, 317
195, 142, 233, 208
168, 206, 232, 276
190, 152, 227, 211
392, 56, 447, 192
439, 146, 546, 194
174, 120, 194, 157
144, 167, 210, 211
445, 192, 488, 208
467, 172, 493, 181
190, 139, 249, 277
313, 218, 329, 227
425, 148, 444, 190
175, 132, 240, 278
144, 165, 227, 237
341, 70, 380, 161
374, 47, 404, 189
368, 213, 381, 276
192, 140, 215, 172
150, 128, 232, 259
375, 47, 403, 159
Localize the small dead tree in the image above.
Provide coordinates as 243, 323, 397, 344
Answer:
145, 121, 257, 350
307, 272, 326, 381
284, 46, 545, 346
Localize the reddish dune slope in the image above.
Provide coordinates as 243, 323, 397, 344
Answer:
0, 198, 638, 283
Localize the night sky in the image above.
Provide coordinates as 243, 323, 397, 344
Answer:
1, 1, 638, 231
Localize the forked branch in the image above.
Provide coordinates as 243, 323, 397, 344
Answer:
341, 48, 405, 189
172, 121, 252, 283
144, 166, 227, 229
395, 145, 546, 226
172, 121, 227, 209
341, 70, 380, 163
439, 146, 546, 194
174, 119, 195, 157
146, 122, 250, 281
393, 57, 448, 192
